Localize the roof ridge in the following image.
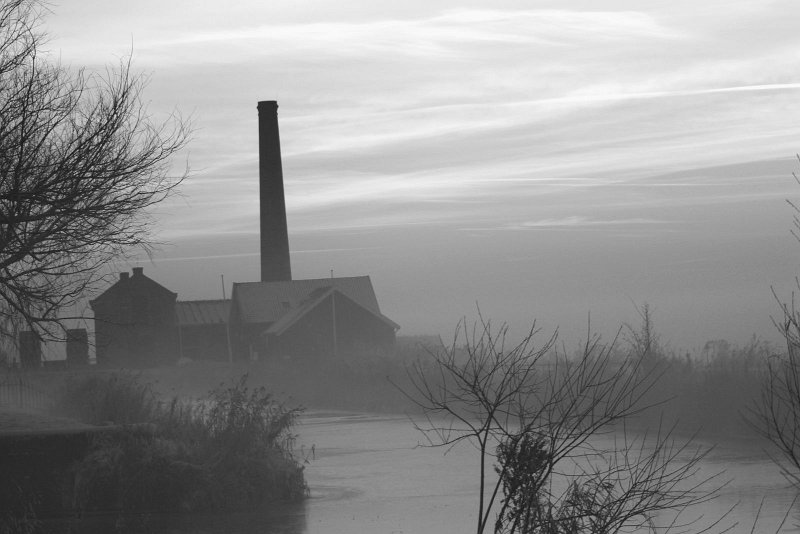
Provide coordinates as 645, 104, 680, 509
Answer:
233, 275, 370, 286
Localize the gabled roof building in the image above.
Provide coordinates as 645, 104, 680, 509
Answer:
90, 272, 398, 365
90, 267, 178, 367
231, 276, 398, 360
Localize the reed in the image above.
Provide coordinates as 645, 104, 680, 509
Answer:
53, 372, 306, 514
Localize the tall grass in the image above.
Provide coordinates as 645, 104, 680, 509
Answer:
56, 372, 160, 425
620, 329, 776, 436
53, 373, 306, 514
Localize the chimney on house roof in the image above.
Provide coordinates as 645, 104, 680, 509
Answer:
132, 267, 144, 277
257, 100, 292, 282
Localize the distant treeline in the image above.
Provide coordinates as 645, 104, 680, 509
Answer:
113, 328, 778, 440
4, 327, 779, 436
613, 335, 774, 436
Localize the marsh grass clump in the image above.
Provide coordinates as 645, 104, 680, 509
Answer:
194, 376, 307, 507
57, 373, 306, 514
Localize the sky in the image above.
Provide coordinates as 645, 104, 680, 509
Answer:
43, 0, 800, 353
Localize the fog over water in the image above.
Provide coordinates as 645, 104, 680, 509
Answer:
298, 414, 799, 534
129, 412, 798, 533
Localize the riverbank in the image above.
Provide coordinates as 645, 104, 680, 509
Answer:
0, 373, 307, 533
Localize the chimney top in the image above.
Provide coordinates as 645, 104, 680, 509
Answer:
132, 267, 144, 277
257, 100, 278, 110
119, 272, 129, 281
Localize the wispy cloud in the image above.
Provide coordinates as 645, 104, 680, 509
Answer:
135, 246, 378, 263
461, 216, 669, 231
132, 9, 683, 63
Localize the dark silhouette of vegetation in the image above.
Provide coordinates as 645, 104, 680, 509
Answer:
400, 314, 720, 534
55, 373, 306, 514
621, 308, 771, 437
0, 0, 189, 341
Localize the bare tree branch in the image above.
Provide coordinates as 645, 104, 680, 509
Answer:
397, 314, 721, 534
744, 286, 800, 488
0, 0, 190, 340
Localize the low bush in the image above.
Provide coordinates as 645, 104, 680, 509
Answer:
55, 373, 306, 514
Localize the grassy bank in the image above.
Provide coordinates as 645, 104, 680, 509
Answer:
0, 373, 307, 533
58, 373, 307, 513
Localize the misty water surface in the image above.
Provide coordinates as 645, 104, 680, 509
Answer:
88, 412, 799, 533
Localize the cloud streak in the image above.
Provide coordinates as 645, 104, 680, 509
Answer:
131, 9, 683, 63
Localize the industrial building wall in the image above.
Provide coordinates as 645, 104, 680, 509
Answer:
177, 324, 230, 361
269, 294, 395, 359
94, 291, 178, 367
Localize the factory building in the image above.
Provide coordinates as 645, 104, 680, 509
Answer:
231, 276, 398, 360
91, 101, 398, 366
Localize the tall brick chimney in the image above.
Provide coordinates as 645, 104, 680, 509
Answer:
258, 100, 292, 282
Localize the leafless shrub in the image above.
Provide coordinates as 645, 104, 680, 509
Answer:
399, 315, 721, 533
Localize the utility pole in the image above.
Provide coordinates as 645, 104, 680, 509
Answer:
222, 274, 233, 364
330, 269, 337, 358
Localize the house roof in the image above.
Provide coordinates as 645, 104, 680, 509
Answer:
90, 268, 177, 308
176, 300, 230, 326
265, 286, 399, 336
231, 276, 385, 325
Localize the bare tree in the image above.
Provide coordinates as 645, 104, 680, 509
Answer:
399, 317, 719, 534
745, 291, 800, 488
0, 0, 189, 339
625, 303, 662, 366
788, 154, 800, 244
743, 157, 800, 487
